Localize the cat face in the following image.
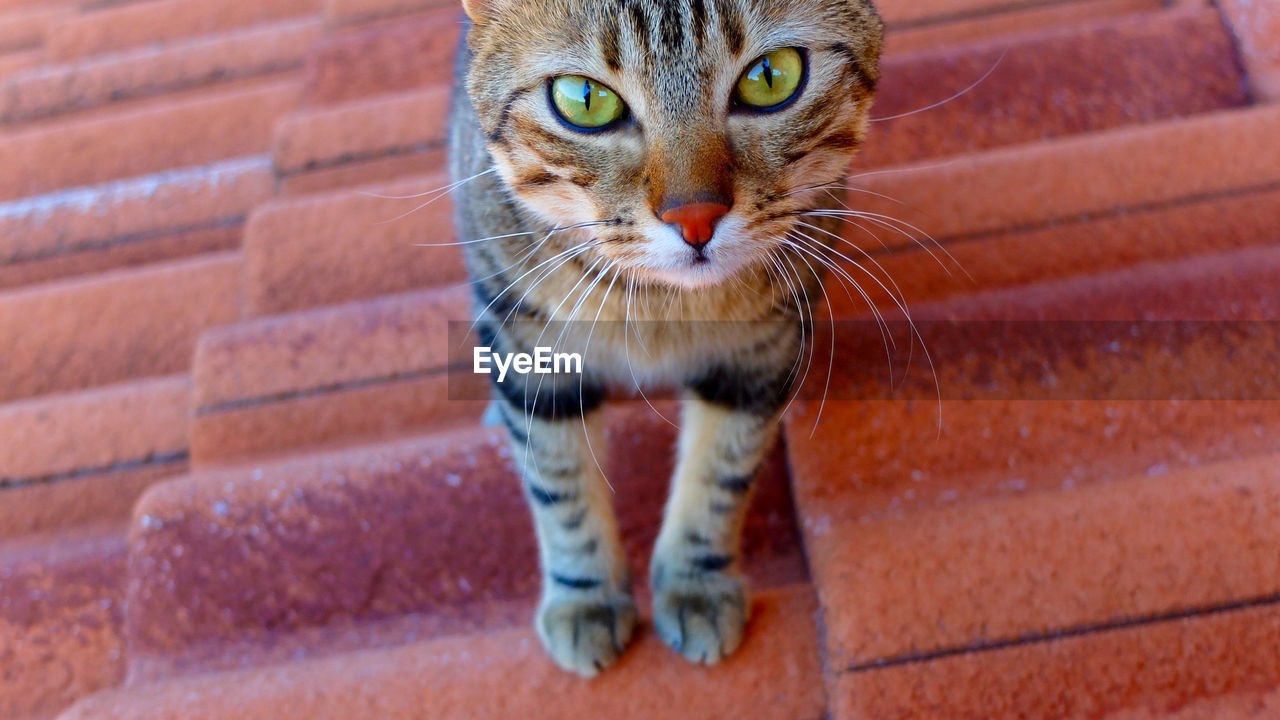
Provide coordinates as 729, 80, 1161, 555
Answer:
464, 0, 882, 289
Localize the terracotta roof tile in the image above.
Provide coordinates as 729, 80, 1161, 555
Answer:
0, 157, 272, 289
826, 183, 1280, 313
65, 586, 822, 720
129, 407, 803, 673
0, 5, 63, 54
47, 0, 323, 61
0, 45, 40, 83
190, 284, 475, 463
270, 84, 450, 180
805, 454, 1280, 667
324, 0, 452, 27
854, 104, 1280, 250
2, 18, 320, 123
884, 0, 1162, 53
244, 173, 465, 317
0, 376, 189, 538
860, 8, 1249, 167
0, 254, 241, 403
1218, 0, 1280, 100
831, 599, 1280, 719
0, 525, 127, 720
303, 7, 459, 105
0, 78, 300, 201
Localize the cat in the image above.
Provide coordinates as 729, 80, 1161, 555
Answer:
449, 0, 882, 675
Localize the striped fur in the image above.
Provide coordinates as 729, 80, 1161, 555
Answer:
450, 0, 882, 676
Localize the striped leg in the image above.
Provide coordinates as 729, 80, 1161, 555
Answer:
496, 397, 636, 677
649, 395, 780, 664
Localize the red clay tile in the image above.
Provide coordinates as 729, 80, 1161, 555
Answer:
128, 406, 804, 673
244, 173, 465, 317
0, 157, 272, 290
2, 464, 185, 548
805, 454, 1280, 667
830, 601, 1280, 719
278, 147, 447, 195
1219, 0, 1280, 100
0, 253, 241, 403
303, 8, 460, 106
0, 376, 189, 538
1105, 687, 1280, 719
875, 0, 1047, 26
190, 283, 475, 463
324, 0, 451, 27
885, 0, 1162, 54
859, 8, 1249, 167
0, 46, 40, 83
0, 78, 300, 202
47, 0, 323, 61
852, 104, 1280, 252
825, 184, 1280, 315
785, 244, 1280, 523
68, 586, 821, 720
0, 525, 126, 720
2, 18, 320, 123
271, 84, 450, 179
0, 5, 61, 53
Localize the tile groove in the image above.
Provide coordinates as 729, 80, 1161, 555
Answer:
843, 589, 1280, 674
0, 450, 189, 490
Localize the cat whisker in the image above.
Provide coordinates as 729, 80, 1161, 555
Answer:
370, 169, 497, 224
577, 262, 627, 492
802, 208, 970, 282
623, 271, 678, 428
870, 48, 1008, 123
770, 248, 818, 421
763, 251, 810, 392
359, 168, 495, 201
414, 220, 609, 249
787, 231, 943, 433
776, 238, 837, 435
785, 229, 897, 389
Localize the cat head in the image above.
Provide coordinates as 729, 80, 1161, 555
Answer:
463, 0, 883, 289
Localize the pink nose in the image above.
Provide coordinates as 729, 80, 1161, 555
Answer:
661, 202, 730, 248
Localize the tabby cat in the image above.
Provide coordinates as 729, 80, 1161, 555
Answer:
449, 0, 882, 675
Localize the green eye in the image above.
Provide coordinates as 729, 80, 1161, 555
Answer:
550, 75, 627, 130
735, 47, 805, 109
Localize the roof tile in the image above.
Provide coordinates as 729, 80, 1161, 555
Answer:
0, 157, 272, 289
0, 376, 189, 537
1218, 0, 1280, 100
831, 600, 1280, 719
3, 18, 320, 123
860, 8, 1249, 167
129, 407, 803, 672
0, 525, 126, 720
47, 0, 323, 61
0, 253, 241, 403
244, 173, 465, 317
66, 586, 822, 720
0, 78, 300, 202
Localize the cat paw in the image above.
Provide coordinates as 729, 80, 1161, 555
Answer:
536, 592, 638, 677
652, 574, 749, 665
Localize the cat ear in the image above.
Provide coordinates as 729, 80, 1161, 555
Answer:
461, 0, 503, 21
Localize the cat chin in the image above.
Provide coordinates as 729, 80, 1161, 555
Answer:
644, 262, 747, 291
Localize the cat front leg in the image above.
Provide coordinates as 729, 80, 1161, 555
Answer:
649, 368, 788, 665
491, 371, 636, 677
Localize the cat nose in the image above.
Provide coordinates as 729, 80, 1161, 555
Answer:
661, 202, 730, 248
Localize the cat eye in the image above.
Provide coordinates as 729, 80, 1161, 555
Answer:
735, 47, 806, 110
549, 75, 628, 131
